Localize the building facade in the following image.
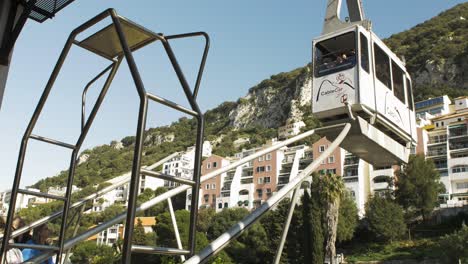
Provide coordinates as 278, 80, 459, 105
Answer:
415, 96, 468, 205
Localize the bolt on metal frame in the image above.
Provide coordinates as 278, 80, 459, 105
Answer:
0, 8, 210, 264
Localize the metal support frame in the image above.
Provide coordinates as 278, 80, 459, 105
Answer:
1, 8, 210, 264
185, 123, 351, 264
168, 198, 185, 262
24, 124, 348, 264
273, 186, 301, 264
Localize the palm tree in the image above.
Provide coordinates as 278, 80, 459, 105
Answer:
319, 173, 345, 264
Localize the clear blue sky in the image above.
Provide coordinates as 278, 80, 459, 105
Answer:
0, 0, 465, 189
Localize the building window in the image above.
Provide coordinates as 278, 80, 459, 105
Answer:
256, 189, 263, 198
206, 184, 210, 190
258, 178, 264, 184
259, 156, 264, 162
224, 202, 228, 208
211, 184, 216, 189
213, 162, 217, 168
218, 203, 223, 209
328, 156, 335, 163
256, 166, 265, 173
207, 163, 211, 169
204, 194, 209, 203
327, 169, 337, 175
452, 165, 468, 173
212, 194, 216, 202
266, 153, 272, 160
266, 165, 272, 172
321, 159, 326, 165
239, 189, 249, 195
319, 145, 325, 152
264, 177, 271, 183
456, 182, 468, 189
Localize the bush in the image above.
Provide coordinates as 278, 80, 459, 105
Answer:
439, 224, 468, 263
365, 196, 407, 242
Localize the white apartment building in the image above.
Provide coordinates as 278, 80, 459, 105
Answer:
278, 121, 306, 140
0, 188, 49, 217
162, 141, 212, 188
415, 96, 468, 205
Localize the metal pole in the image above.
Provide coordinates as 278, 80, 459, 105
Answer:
63, 203, 86, 263
55, 56, 122, 264
184, 123, 351, 264
0, 31, 76, 264
164, 32, 210, 99
168, 198, 185, 262
109, 10, 149, 264
81, 62, 115, 131
161, 38, 205, 256
273, 186, 301, 264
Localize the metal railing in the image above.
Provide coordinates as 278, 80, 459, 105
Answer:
27, 124, 348, 263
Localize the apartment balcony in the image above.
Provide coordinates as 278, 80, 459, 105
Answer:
240, 178, 253, 184
426, 150, 447, 158
427, 139, 447, 146
300, 154, 313, 162
451, 171, 468, 181
449, 125, 468, 139
343, 176, 358, 183
449, 142, 468, 151
344, 157, 360, 166
277, 179, 289, 186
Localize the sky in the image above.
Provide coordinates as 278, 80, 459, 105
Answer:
0, 0, 465, 189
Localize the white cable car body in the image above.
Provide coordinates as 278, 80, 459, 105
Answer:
312, 0, 417, 166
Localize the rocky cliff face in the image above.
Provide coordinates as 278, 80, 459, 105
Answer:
228, 67, 312, 129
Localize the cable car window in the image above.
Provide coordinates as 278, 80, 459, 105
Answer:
392, 61, 405, 103
360, 33, 369, 73
406, 77, 414, 111
374, 44, 391, 89
314, 32, 356, 77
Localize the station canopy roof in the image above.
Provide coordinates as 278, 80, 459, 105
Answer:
24, 0, 75, 23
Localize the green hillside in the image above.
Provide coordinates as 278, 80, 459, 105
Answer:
385, 2, 468, 100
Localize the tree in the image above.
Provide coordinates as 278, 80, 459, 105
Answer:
396, 154, 446, 221
302, 186, 324, 264
197, 208, 216, 234
439, 223, 468, 263
365, 196, 407, 242
319, 173, 345, 264
70, 241, 118, 264
337, 191, 358, 243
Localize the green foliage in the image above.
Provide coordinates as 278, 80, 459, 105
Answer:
439, 224, 468, 263
365, 196, 407, 242
385, 3, 468, 99
337, 191, 359, 243
396, 154, 446, 220
70, 241, 118, 264
302, 188, 324, 264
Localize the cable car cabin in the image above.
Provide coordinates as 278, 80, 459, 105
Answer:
312, 25, 417, 166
